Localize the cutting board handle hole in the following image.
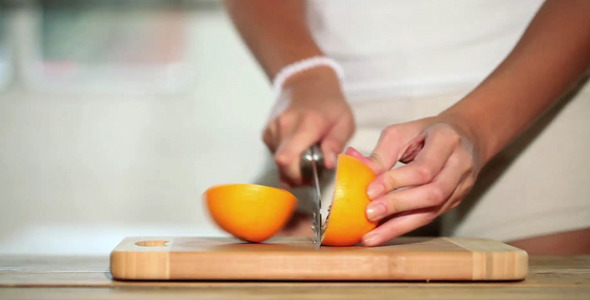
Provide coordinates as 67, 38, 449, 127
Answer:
135, 240, 169, 247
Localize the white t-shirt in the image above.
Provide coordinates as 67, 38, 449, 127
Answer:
306, 0, 545, 102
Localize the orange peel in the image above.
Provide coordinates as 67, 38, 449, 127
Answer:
204, 184, 297, 243
322, 154, 378, 246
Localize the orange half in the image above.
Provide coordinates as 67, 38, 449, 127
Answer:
322, 154, 378, 246
204, 184, 297, 243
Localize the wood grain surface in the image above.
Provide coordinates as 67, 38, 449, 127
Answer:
1, 255, 590, 299
109, 237, 527, 281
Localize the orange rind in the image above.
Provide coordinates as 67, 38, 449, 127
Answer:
322, 154, 378, 246
204, 184, 297, 243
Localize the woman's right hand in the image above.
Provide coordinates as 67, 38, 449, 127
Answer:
263, 67, 355, 187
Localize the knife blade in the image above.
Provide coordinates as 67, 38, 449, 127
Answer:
301, 145, 324, 248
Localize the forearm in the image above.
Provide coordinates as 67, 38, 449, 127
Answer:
442, 0, 590, 164
224, 0, 324, 79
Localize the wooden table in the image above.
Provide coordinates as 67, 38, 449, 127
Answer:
1, 255, 589, 299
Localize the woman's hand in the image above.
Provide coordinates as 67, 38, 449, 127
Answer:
263, 68, 355, 187
345, 117, 483, 246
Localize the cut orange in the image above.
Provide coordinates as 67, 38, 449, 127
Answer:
204, 184, 297, 243
322, 154, 378, 246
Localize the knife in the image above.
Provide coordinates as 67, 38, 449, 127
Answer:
300, 145, 324, 248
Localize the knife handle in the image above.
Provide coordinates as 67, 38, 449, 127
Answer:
300, 144, 324, 180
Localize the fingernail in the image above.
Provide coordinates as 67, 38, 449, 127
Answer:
366, 202, 387, 221
362, 232, 379, 246
345, 146, 362, 158
367, 184, 384, 199
344, 146, 355, 155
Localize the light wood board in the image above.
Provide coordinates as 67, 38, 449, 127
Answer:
5, 255, 590, 300
109, 237, 528, 281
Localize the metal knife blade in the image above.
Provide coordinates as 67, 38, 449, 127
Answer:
301, 145, 323, 248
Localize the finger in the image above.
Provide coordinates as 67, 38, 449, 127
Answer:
366, 151, 467, 221
262, 124, 277, 153
278, 175, 294, 190
344, 147, 374, 166
321, 116, 355, 169
363, 177, 472, 247
366, 125, 459, 199
262, 118, 282, 153
275, 114, 328, 184
262, 128, 273, 150
362, 208, 438, 246
363, 143, 477, 246
398, 134, 426, 163
436, 152, 477, 214
427, 170, 474, 218
366, 124, 425, 175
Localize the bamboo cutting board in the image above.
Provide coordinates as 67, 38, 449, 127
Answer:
110, 237, 528, 281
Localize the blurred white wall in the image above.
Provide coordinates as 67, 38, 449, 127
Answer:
0, 4, 274, 255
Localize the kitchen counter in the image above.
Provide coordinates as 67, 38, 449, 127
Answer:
1, 255, 589, 299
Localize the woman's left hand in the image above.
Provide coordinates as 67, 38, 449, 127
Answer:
345, 116, 484, 246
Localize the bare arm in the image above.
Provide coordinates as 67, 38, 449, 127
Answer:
225, 0, 354, 185
224, 0, 324, 79
444, 0, 590, 164
360, 0, 590, 246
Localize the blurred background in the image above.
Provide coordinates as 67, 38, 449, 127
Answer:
0, 0, 274, 255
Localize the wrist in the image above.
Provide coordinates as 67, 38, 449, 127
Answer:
273, 56, 344, 99
279, 67, 346, 104
283, 66, 341, 91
